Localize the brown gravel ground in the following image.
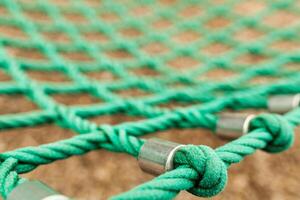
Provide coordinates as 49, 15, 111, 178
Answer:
0, 1, 300, 200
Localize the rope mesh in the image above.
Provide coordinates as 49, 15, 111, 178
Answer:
0, 0, 299, 199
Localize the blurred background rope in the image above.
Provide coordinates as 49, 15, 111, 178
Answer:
0, 0, 299, 199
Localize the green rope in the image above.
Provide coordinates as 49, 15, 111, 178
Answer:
111, 113, 296, 199
0, 0, 298, 199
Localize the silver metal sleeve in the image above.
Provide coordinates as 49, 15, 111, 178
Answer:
216, 113, 256, 139
268, 94, 300, 114
7, 180, 71, 200
138, 138, 185, 176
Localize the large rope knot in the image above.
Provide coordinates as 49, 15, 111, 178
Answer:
250, 113, 294, 153
174, 145, 227, 197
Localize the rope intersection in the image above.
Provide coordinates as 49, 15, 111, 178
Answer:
0, 0, 299, 199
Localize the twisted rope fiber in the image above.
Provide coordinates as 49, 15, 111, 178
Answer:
0, 112, 297, 199
111, 114, 296, 199
0, 0, 298, 199
0, 93, 297, 173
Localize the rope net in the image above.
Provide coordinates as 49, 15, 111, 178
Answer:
0, 0, 299, 199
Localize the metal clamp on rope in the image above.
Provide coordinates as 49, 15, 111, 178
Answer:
138, 138, 185, 176
7, 180, 71, 200
216, 113, 256, 139
268, 94, 300, 114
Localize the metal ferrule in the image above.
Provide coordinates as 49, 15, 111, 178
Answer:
268, 94, 300, 114
7, 180, 71, 200
138, 138, 185, 176
216, 113, 256, 139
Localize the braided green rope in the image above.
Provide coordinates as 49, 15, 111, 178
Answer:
0, 0, 299, 199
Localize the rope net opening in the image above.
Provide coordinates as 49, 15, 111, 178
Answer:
0, 0, 299, 199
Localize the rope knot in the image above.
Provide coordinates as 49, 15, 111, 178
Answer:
250, 113, 294, 153
174, 145, 227, 197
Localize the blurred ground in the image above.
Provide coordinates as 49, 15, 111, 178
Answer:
0, 0, 299, 200
0, 113, 299, 200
